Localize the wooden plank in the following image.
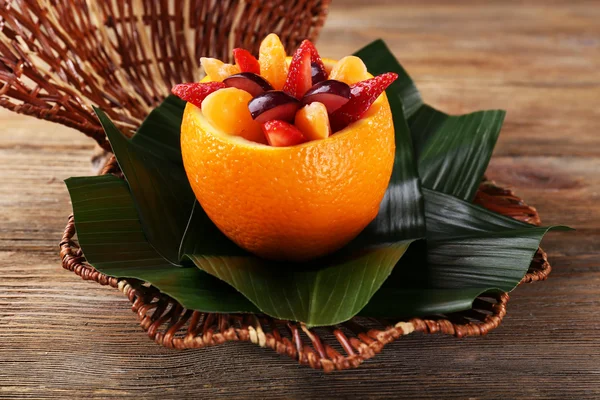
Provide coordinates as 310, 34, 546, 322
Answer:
0, 0, 599, 398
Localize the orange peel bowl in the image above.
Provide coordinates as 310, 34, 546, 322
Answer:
180, 64, 395, 262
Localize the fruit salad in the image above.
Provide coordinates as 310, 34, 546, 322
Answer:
172, 34, 398, 147
176, 34, 397, 261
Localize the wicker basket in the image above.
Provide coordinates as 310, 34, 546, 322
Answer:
0, 0, 330, 148
1, 0, 552, 371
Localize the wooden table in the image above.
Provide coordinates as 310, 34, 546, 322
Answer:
1, 0, 599, 398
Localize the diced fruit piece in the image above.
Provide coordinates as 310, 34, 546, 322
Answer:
261, 120, 307, 147
233, 48, 261, 74
202, 87, 265, 144
201, 57, 240, 82
330, 72, 398, 132
223, 72, 273, 97
171, 82, 226, 108
295, 102, 331, 141
248, 91, 300, 123
283, 45, 312, 98
328, 56, 370, 85
311, 62, 328, 85
297, 40, 327, 85
259, 33, 288, 90
300, 40, 325, 67
322, 58, 336, 74
301, 80, 351, 114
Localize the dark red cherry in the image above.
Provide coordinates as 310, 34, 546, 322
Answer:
248, 91, 301, 123
311, 62, 328, 85
223, 72, 273, 97
301, 80, 351, 114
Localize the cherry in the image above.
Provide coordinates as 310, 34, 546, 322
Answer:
301, 80, 351, 114
248, 91, 301, 123
223, 73, 273, 97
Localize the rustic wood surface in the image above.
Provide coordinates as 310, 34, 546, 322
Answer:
1, 0, 599, 398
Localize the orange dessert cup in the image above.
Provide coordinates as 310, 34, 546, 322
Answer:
178, 35, 396, 261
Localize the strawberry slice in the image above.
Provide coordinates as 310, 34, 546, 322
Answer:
298, 40, 327, 84
171, 82, 226, 108
261, 120, 307, 147
330, 72, 398, 132
233, 48, 261, 75
283, 46, 312, 99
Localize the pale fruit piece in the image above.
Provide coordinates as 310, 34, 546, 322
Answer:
201, 87, 265, 143
201, 57, 240, 82
328, 56, 370, 85
258, 33, 288, 90
295, 102, 331, 141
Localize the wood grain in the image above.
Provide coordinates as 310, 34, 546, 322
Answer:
1, 0, 599, 398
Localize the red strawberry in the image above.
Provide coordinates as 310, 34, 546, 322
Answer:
299, 40, 327, 84
171, 82, 226, 108
261, 120, 307, 147
283, 46, 312, 99
330, 72, 398, 132
233, 48, 261, 75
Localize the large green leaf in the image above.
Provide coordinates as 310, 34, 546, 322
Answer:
132, 95, 185, 164
360, 287, 494, 318
360, 92, 426, 242
422, 188, 570, 290
94, 107, 194, 264
65, 174, 258, 313
186, 241, 413, 327
180, 201, 414, 327
355, 40, 504, 202
360, 189, 570, 318
409, 106, 505, 201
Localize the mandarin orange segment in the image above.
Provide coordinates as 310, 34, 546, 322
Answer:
200, 57, 240, 82
201, 87, 265, 144
328, 56, 370, 85
258, 34, 288, 90
295, 102, 331, 141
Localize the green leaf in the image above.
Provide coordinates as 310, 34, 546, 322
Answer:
360, 287, 494, 318
409, 106, 505, 201
355, 40, 505, 201
185, 237, 413, 327
65, 174, 258, 313
422, 188, 571, 291
180, 202, 416, 327
132, 95, 185, 164
353, 39, 423, 118
360, 92, 426, 242
360, 189, 570, 318
94, 106, 194, 264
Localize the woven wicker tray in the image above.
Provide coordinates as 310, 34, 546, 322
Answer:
59, 156, 551, 372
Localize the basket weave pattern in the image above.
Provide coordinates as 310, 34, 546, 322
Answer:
59, 157, 551, 371
0, 0, 330, 149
